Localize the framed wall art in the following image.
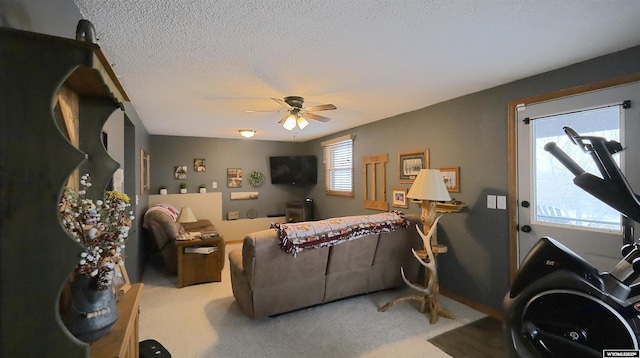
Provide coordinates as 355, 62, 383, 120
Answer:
140, 149, 150, 193
438, 167, 460, 192
230, 191, 258, 200
398, 149, 429, 183
227, 168, 242, 188
174, 165, 187, 180
391, 188, 408, 208
194, 158, 206, 172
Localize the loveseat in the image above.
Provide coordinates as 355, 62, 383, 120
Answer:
228, 212, 423, 319
143, 204, 224, 274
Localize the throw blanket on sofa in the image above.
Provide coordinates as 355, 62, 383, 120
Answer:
143, 203, 179, 228
271, 211, 409, 256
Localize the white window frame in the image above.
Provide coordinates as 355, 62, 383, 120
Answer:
322, 134, 355, 197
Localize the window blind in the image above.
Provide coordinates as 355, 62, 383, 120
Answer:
322, 134, 354, 196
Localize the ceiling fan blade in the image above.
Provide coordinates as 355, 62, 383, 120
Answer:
303, 112, 331, 122
271, 97, 291, 108
303, 104, 337, 112
245, 109, 280, 113
278, 113, 290, 124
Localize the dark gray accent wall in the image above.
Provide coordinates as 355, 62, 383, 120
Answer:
150, 136, 313, 219
304, 45, 640, 313
123, 103, 151, 283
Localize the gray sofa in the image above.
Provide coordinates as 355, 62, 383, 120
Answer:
228, 214, 423, 319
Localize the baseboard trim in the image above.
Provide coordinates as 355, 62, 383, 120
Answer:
440, 288, 503, 321
226, 239, 243, 245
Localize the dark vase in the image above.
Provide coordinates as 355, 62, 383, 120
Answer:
61, 273, 118, 342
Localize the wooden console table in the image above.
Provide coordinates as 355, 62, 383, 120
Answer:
90, 283, 143, 358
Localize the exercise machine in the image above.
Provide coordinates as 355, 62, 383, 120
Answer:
504, 127, 640, 357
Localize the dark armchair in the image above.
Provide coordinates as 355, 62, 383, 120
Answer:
143, 204, 223, 273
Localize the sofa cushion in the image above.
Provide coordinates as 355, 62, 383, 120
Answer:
326, 233, 378, 273
324, 267, 371, 302
243, 229, 330, 289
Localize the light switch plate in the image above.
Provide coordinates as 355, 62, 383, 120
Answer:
487, 195, 497, 209
212, 181, 217, 189
497, 196, 507, 210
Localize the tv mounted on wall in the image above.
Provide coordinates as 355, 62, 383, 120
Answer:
269, 155, 318, 185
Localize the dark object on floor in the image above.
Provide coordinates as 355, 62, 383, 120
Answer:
139, 339, 171, 358
428, 317, 505, 358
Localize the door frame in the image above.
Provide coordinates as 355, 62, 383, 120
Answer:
507, 72, 640, 283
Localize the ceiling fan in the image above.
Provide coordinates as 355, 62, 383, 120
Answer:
248, 96, 337, 130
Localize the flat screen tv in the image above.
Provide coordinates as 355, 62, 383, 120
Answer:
269, 155, 318, 185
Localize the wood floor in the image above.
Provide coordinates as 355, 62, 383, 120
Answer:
429, 317, 506, 358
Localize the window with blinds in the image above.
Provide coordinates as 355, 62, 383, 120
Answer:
322, 134, 354, 196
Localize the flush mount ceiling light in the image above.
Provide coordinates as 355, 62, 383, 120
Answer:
238, 129, 256, 138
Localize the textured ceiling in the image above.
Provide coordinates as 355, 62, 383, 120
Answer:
74, 0, 640, 142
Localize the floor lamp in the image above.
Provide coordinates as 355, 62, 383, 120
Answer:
379, 169, 454, 323
407, 169, 451, 245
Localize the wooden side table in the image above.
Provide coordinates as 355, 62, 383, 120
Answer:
90, 283, 143, 358
176, 237, 224, 288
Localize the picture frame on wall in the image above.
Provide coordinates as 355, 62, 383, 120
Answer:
174, 165, 187, 180
398, 149, 429, 183
140, 149, 150, 193
438, 167, 460, 192
227, 168, 242, 188
194, 158, 206, 172
391, 188, 408, 208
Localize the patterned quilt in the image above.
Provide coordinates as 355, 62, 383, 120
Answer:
271, 211, 409, 256
143, 203, 180, 228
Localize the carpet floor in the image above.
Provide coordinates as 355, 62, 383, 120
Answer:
139, 244, 487, 357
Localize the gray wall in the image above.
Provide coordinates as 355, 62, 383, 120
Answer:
124, 103, 151, 283
150, 136, 313, 218
306, 45, 640, 313
151, 45, 640, 314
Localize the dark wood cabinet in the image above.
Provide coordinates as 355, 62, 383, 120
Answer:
0, 27, 129, 357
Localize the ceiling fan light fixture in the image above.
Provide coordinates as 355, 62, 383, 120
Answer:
238, 129, 256, 138
297, 116, 309, 129
283, 115, 297, 130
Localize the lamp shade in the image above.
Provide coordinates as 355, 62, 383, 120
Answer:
177, 207, 197, 223
283, 115, 297, 130
407, 169, 451, 202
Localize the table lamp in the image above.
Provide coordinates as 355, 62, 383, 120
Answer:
407, 169, 451, 240
177, 207, 197, 224
176, 207, 198, 240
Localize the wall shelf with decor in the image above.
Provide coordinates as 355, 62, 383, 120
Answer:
0, 27, 134, 357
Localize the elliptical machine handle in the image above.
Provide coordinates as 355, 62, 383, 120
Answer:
543, 142, 586, 176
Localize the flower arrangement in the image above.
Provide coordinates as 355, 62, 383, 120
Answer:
60, 174, 135, 290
